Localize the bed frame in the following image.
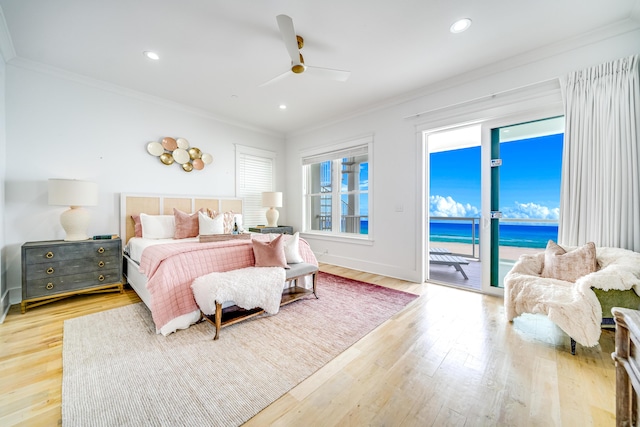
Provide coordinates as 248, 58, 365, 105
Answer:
119, 193, 244, 309
120, 193, 243, 245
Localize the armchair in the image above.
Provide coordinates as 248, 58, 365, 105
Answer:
504, 242, 640, 354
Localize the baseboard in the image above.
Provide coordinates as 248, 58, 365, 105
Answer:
0, 288, 10, 323
314, 252, 422, 283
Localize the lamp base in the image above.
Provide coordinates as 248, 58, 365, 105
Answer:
265, 207, 279, 228
60, 206, 91, 241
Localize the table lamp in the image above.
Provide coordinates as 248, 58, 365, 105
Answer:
48, 179, 98, 241
262, 191, 283, 227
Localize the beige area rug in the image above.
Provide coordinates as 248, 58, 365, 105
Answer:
62, 272, 418, 426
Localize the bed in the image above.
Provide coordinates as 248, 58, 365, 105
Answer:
120, 193, 318, 335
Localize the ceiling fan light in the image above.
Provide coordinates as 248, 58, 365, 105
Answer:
450, 18, 472, 33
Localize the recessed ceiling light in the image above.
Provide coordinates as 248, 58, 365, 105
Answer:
279, 104, 287, 110
450, 18, 472, 34
143, 51, 160, 60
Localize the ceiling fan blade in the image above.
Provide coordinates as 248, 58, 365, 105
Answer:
304, 65, 351, 82
276, 14, 301, 65
258, 69, 291, 87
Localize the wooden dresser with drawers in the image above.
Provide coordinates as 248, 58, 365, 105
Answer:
21, 238, 123, 313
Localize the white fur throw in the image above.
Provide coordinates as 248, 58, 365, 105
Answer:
504, 246, 640, 347
191, 267, 286, 315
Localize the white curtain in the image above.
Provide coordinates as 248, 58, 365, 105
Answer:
558, 54, 640, 251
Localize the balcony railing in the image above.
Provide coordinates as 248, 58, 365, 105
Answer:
429, 216, 558, 259
430, 216, 480, 258
317, 214, 368, 234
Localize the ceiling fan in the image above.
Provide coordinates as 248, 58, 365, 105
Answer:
260, 14, 351, 86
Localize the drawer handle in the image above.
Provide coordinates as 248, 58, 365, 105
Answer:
46, 282, 54, 290
98, 261, 105, 268
97, 247, 105, 254
45, 251, 54, 259
98, 275, 105, 282
46, 267, 55, 274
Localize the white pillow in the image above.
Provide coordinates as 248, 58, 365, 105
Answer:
198, 211, 225, 235
283, 232, 303, 263
140, 214, 176, 239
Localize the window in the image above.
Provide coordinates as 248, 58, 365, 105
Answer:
236, 145, 275, 227
303, 140, 370, 237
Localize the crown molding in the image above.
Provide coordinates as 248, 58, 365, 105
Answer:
8, 57, 283, 138
0, 7, 16, 63
399, 17, 640, 106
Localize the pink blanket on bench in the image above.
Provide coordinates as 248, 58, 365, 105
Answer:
139, 235, 317, 332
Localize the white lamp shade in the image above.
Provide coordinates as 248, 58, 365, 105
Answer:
48, 179, 98, 207
262, 191, 283, 208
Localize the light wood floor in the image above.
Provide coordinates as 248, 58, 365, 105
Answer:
0, 264, 617, 426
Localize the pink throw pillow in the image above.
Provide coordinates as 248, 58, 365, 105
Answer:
173, 208, 202, 239
541, 240, 597, 282
252, 234, 288, 268
131, 214, 142, 238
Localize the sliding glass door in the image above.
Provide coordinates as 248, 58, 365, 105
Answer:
422, 81, 565, 293
483, 117, 564, 289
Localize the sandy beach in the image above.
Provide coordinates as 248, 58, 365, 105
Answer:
430, 241, 542, 261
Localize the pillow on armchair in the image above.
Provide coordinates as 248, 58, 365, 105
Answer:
541, 240, 597, 283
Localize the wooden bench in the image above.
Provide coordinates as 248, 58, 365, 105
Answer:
429, 254, 469, 279
199, 263, 319, 340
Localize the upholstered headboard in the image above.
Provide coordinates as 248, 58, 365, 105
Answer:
119, 193, 243, 244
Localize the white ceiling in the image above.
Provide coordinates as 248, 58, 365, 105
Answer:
1, 0, 639, 135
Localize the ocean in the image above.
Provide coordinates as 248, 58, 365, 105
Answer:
430, 221, 558, 249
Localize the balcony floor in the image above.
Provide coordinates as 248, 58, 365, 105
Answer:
428, 257, 482, 291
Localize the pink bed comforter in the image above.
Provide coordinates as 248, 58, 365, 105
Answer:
139, 235, 317, 332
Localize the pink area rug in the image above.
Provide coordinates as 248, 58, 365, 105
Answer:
62, 272, 418, 426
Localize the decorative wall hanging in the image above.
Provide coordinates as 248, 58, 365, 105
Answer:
146, 137, 213, 172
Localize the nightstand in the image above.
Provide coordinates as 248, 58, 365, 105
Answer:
248, 226, 294, 235
21, 238, 124, 313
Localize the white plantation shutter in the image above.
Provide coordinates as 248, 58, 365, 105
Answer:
236, 146, 276, 227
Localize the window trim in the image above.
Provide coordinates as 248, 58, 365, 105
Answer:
300, 134, 373, 240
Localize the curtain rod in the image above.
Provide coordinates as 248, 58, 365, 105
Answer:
403, 78, 560, 121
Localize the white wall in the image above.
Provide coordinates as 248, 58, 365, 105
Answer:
0, 55, 7, 320
4, 63, 285, 303
285, 27, 640, 283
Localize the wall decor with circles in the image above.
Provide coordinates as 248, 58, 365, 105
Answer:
146, 137, 214, 172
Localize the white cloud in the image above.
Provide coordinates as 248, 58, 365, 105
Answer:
502, 202, 559, 219
430, 195, 480, 217
430, 196, 559, 220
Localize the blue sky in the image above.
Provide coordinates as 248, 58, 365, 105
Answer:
429, 133, 563, 219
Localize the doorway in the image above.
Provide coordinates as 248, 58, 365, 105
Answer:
425, 116, 564, 292
427, 125, 482, 290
